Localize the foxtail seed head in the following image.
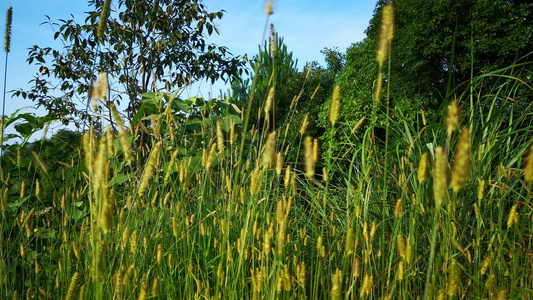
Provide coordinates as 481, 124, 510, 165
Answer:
329, 85, 341, 126
265, 87, 274, 114
417, 152, 429, 182
351, 117, 366, 134
507, 204, 519, 228
446, 99, 459, 136
265, 0, 274, 15
300, 113, 309, 135
304, 136, 315, 179
376, 2, 395, 67
433, 147, 448, 209
65, 272, 80, 300
97, 0, 111, 40
261, 131, 277, 169
138, 141, 162, 197
4, 7, 12, 53
275, 152, 283, 176
216, 122, 225, 153
451, 128, 472, 192
396, 234, 406, 258
447, 259, 460, 296
524, 143, 533, 182
331, 269, 342, 300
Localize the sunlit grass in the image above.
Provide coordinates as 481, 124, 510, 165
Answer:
1, 3, 532, 300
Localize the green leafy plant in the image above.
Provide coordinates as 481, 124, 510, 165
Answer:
13, 0, 245, 127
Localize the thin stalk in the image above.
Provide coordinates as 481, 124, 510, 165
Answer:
424, 207, 440, 300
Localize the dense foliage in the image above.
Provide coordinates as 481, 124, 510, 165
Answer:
1, 0, 532, 299
13, 0, 245, 126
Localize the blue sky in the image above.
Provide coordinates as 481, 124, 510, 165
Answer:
0, 0, 375, 138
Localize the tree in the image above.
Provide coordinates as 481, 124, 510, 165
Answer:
14, 0, 245, 126
332, 0, 532, 154
232, 26, 299, 131
362, 0, 533, 109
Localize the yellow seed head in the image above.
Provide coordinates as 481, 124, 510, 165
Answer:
138, 279, 147, 300
360, 274, 373, 298
394, 199, 402, 217
487, 274, 497, 296
351, 117, 366, 134
296, 262, 306, 288
446, 259, 460, 296
524, 143, 533, 182
35, 179, 41, 197
250, 168, 262, 195
313, 138, 319, 164
369, 221, 377, 242
300, 113, 309, 135
32, 151, 47, 173
304, 136, 315, 179
311, 84, 320, 100
507, 204, 519, 228
105, 125, 114, 156
164, 149, 179, 183
265, 0, 274, 15
376, 3, 395, 67
261, 131, 277, 169
496, 290, 508, 300
20, 180, 25, 199
216, 122, 225, 153
65, 272, 80, 300
113, 270, 123, 297
284, 165, 291, 187
205, 143, 217, 171
478, 179, 485, 200
397, 261, 405, 280
406, 243, 413, 264
97, 0, 111, 40
446, 100, 459, 136
417, 152, 429, 182
4, 7, 12, 53
121, 227, 130, 251
129, 230, 138, 253
269, 24, 277, 55
156, 243, 162, 264
331, 269, 342, 300
110, 103, 131, 164
396, 234, 406, 258
138, 141, 162, 196
480, 256, 490, 275
150, 276, 160, 296
451, 128, 472, 192
265, 87, 275, 114
1, 187, 7, 212
275, 152, 283, 176
436, 289, 446, 300
433, 147, 448, 208
329, 85, 341, 125
352, 257, 361, 279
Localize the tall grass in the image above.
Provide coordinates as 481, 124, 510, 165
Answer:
1, 3, 533, 300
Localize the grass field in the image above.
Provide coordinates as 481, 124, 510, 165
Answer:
1, 2, 533, 299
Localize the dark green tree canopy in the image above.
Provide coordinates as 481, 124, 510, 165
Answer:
14, 0, 245, 126
364, 0, 532, 106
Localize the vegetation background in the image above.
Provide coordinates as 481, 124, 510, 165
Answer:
0, 0, 532, 299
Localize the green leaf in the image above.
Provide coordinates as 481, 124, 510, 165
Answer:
172, 99, 190, 112
109, 173, 129, 186
14, 123, 34, 138
132, 93, 160, 124
185, 118, 203, 130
